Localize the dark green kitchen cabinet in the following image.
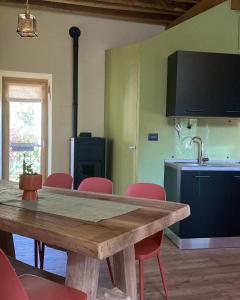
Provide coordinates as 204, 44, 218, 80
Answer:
164, 166, 240, 238
166, 51, 240, 117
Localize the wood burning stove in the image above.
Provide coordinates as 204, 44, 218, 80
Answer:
70, 136, 105, 189
69, 27, 106, 189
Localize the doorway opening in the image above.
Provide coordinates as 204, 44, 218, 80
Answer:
2, 77, 48, 181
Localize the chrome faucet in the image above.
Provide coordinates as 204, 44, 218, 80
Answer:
191, 136, 208, 165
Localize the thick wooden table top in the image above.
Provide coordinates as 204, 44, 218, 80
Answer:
0, 186, 190, 259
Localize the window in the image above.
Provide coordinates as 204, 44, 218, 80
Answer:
2, 77, 48, 181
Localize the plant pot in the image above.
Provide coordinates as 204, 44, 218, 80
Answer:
19, 174, 42, 201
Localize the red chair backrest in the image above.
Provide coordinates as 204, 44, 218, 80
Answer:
43, 173, 73, 189
0, 249, 29, 300
126, 183, 166, 244
126, 183, 166, 200
78, 177, 113, 194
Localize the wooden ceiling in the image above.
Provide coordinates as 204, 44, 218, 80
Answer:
2, 0, 226, 28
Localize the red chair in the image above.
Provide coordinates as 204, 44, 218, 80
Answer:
35, 173, 73, 269
0, 248, 87, 300
126, 183, 168, 300
78, 177, 113, 194
43, 173, 73, 189
78, 177, 115, 286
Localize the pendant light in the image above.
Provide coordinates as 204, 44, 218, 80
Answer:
17, 0, 38, 37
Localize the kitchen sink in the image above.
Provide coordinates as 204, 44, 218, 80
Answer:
165, 160, 240, 171
182, 162, 240, 167
183, 163, 203, 166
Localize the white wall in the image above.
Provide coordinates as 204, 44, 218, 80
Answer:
0, 4, 164, 172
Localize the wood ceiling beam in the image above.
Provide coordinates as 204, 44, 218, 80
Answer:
28, 0, 199, 17
40, 0, 185, 16
172, 0, 199, 3
167, 0, 226, 28
41, 0, 197, 11
230, 0, 240, 10
1, 0, 180, 25
0, 0, 212, 26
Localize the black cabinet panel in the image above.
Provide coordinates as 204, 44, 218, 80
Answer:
166, 51, 240, 117
228, 172, 240, 235
164, 166, 180, 234
164, 166, 240, 239
180, 171, 231, 238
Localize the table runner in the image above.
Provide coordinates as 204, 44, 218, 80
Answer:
0, 181, 140, 222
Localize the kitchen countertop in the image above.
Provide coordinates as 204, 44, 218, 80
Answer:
165, 160, 240, 171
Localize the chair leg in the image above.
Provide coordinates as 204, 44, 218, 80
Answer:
39, 242, 45, 270
139, 260, 144, 300
34, 240, 38, 268
106, 257, 115, 286
156, 253, 168, 300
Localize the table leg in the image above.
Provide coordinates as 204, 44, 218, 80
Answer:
113, 245, 137, 300
0, 231, 15, 257
65, 252, 100, 300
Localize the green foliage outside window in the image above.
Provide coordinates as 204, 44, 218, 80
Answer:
9, 102, 41, 182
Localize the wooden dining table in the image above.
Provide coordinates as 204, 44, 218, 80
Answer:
0, 181, 190, 300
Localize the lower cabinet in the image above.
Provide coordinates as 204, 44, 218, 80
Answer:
164, 166, 240, 238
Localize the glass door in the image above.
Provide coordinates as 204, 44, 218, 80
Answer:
2, 78, 48, 181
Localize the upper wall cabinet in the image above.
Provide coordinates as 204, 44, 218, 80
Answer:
166, 51, 240, 117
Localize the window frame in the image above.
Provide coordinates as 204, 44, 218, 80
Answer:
2, 77, 48, 181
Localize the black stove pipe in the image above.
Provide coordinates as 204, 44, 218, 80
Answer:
69, 26, 81, 138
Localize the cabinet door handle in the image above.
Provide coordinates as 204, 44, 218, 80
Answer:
225, 110, 240, 113
186, 109, 204, 113
233, 175, 240, 178
128, 145, 136, 150
194, 175, 210, 178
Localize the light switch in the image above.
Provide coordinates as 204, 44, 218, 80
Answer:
148, 133, 158, 141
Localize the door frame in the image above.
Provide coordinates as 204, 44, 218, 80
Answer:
2, 77, 48, 180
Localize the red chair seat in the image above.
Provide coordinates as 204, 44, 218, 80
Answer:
135, 238, 160, 260
0, 248, 87, 300
20, 275, 87, 300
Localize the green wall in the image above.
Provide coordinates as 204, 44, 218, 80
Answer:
105, 45, 140, 194
105, 1, 240, 191
138, 1, 240, 184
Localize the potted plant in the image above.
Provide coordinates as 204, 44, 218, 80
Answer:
19, 156, 42, 201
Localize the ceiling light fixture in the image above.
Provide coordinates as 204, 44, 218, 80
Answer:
17, 0, 38, 37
